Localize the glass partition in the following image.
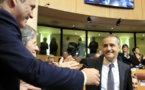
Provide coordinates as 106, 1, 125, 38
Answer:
88, 31, 110, 55
38, 26, 60, 55
112, 33, 134, 54
136, 33, 145, 55
63, 29, 86, 57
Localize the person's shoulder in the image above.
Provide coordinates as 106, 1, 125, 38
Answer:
118, 60, 130, 68
85, 56, 102, 64
0, 9, 18, 27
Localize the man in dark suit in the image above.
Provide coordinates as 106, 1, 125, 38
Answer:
82, 35, 132, 90
0, 0, 100, 90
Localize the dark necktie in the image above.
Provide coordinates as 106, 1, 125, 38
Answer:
108, 63, 114, 90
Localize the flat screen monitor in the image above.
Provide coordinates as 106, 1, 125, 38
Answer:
85, 0, 134, 9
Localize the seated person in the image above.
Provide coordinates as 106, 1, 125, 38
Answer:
132, 47, 145, 67
58, 51, 69, 62
132, 75, 138, 90
20, 25, 41, 90
46, 54, 56, 64
21, 25, 80, 90
94, 49, 103, 58
119, 44, 135, 67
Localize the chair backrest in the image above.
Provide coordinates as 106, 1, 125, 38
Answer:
135, 73, 145, 80
36, 54, 47, 61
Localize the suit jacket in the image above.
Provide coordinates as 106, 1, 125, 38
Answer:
0, 8, 84, 90
132, 54, 145, 66
82, 55, 132, 90
119, 53, 135, 67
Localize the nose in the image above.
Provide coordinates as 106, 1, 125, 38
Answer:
30, 11, 34, 18
106, 46, 111, 50
35, 45, 39, 52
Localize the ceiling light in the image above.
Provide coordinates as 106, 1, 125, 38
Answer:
45, 3, 50, 7
72, 25, 75, 27
87, 16, 92, 23
116, 18, 121, 26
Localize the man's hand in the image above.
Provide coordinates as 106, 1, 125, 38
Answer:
82, 68, 100, 86
63, 55, 75, 62
58, 57, 79, 69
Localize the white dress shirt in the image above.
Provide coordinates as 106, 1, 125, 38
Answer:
101, 57, 120, 90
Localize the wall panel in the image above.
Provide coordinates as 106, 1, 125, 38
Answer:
142, 0, 145, 20
38, 0, 145, 20
109, 0, 142, 20
39, 0, 76, 13
38, 0, 49, 6
76, 0, 110, 17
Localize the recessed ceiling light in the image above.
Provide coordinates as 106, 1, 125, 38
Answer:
72, 25, 75, 27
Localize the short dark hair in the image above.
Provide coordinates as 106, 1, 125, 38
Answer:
122, 44, 128, 49
132, 47, 139, 54
132, 75, 137, 79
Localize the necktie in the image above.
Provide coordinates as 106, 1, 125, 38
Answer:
108, 63, 114, 90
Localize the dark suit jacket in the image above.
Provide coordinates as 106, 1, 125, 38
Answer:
0, 8, 84, 90
82, 55, 132, 90
132, 54, 145, 66
119, 53, 135, 67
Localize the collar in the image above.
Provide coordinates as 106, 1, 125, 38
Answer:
103, 57, 118, 67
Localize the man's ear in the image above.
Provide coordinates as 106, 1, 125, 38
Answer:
11, 0, 17, 7
118, 45, 121, 51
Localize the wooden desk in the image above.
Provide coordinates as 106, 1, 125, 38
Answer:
132, 69, 145, 75
132, 69, 145, 90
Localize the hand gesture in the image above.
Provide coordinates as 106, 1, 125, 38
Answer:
81, 68, 100, 86
58, 57, 79, 69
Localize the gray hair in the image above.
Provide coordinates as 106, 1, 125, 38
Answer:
103, 34, 121, 45
21, 25, 38, 45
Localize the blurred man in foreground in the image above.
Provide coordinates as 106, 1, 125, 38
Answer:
0, 0, 100, 90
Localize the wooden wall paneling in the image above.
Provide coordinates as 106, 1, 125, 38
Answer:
39, 0, 76, 12
38, 0, 50, 6
76, 0, 110, 17
109, 0, 142, 20
142, 0, 145, 20
50, 0, 76, 13
38, 0, 145, 20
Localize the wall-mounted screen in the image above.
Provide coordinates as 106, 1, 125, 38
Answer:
85, 0, 134, 9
